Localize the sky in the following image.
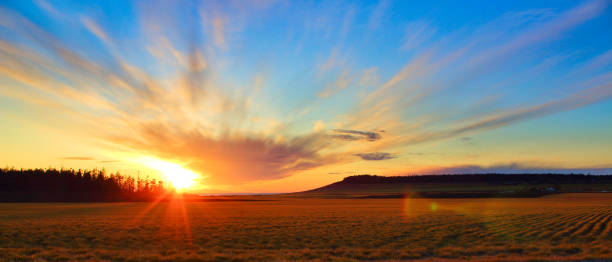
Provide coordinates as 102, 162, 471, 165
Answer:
0, 0, 611, 193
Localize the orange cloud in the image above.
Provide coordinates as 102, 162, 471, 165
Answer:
1, 1, 611, 190
110, 122, 343, 184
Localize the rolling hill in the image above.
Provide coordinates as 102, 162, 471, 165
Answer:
298, 174, 612, 198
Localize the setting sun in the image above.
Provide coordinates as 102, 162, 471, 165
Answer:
138, 157, 199, 190
1, 0, 612, 261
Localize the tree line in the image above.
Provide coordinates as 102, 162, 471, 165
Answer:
0, 168, 171, 202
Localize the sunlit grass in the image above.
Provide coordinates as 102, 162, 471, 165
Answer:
0, 194, 611, 261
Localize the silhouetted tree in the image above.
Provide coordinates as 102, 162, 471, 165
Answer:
0, 168, 172, 202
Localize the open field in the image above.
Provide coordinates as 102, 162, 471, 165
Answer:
1, 194, 612, 261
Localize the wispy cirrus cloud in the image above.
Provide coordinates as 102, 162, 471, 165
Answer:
404, 82, 612, 145
111, 122, 342, 183
340, 0, 612, 147
367, 0, 390, 31
332, 129, 382, 141
0, 0, 611, 190
81, 17, 113, 48
402, 20, 436, 51
416, 163, 612, 175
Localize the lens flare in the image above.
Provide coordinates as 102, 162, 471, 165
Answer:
430, 202, 438, 212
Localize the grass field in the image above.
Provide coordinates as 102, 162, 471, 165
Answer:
1, 194, 611, 261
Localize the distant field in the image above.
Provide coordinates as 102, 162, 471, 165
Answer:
1, 194, 611, 261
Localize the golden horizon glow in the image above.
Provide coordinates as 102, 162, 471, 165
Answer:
138, 157, 199, 191
0, 0, 611, 194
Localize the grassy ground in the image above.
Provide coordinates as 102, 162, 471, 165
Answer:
1, 193, 611, 261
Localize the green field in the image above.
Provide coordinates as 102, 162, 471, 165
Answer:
1, 194, 611, 261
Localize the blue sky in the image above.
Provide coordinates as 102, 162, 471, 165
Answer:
0, 0, 611, 192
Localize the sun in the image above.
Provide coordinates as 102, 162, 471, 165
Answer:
138, 157, 199, 190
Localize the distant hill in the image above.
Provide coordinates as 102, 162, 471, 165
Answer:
299, 174, 612, 198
